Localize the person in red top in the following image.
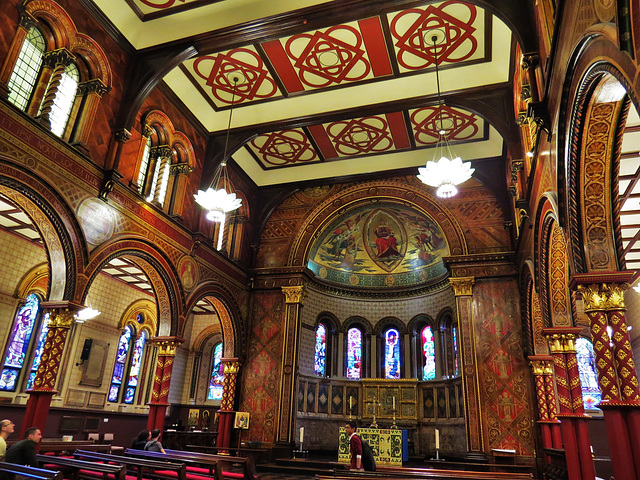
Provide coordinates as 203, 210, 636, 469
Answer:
345, 420, 362, 470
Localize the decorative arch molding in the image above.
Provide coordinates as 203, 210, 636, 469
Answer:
288, 180, 468, 268
533, 193, 561, 284
22, 0, 112, 85
375, 317, 405, 336
408, 314, 436, 334
15, 263, 49, 300
185, 282, 241, 358
315, 311, 339, 334
192, 324, 223, 354
0, 162, 86, 301
560, 34, 638, 274
435, 307, 456, 329
342, 316, 373, 334
539, 212, 572, 327
83, 238, 183, 336
119, 299, 158, 338
520, 261, 547, 356
142, 110, 196, 168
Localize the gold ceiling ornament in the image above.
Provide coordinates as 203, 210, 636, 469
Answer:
417, 31, 474, 198
194, 72, 244, 249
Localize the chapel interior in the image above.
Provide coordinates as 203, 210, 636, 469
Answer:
0, 0, 640, 479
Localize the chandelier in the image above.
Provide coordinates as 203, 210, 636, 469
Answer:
417, 32, 474, 198
194, 74, 243, 248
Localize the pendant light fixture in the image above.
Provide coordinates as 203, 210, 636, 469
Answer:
194, 74, 243, 249
417, 32, 474, 198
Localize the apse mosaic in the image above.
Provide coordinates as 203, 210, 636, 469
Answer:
307, 203, 449, 288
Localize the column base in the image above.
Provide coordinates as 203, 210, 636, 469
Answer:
599, 400, 640, 480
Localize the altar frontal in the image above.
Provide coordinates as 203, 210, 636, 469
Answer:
338, 427, 408, 466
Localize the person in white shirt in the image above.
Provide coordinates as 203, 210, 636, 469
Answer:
0, 419, 15, 459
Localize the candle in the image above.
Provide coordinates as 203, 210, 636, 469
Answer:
392, 396, 395, 409
435, 429, 440, 450
300, 427, 304, 443
349, 396, 353, 409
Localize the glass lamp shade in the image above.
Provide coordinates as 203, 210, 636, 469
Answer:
194, 187, 242, 222
75, 307, 101, 322
417, 156, 475, 198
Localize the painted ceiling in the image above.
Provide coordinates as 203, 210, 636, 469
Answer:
93, 0, 515, 188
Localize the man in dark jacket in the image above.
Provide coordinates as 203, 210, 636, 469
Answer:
5, 427, 42, 466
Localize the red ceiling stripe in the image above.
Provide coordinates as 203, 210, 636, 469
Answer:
262, 40, 305, 93
386, 112, 410, 149
358, 18, 393, 77
308, 125, 339, 159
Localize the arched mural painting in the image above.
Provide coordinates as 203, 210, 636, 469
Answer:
307, 202, 450, 288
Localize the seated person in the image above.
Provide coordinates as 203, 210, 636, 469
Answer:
144, 429, 166, 453
5, 427, 42, 466
131, 429, 150, 450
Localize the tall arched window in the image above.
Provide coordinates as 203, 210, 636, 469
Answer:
207, 342, 224, 400
48, 62, 79, 137
314, 324, 327, 376
123, 330, 147, 404
452, 325, 460, 376
26, 312, 51, 390
7, 27, 45, 111
0, 293, 40, 391
421, 325, 436, 380
108, 325, 133, 402
384, 328, 401, 379
576, 337, 601, 409
346, 327, 362, 380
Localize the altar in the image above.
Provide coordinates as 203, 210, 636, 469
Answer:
338, 427, 408, 466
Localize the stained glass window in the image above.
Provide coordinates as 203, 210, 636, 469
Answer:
124, 331, 147, 404
452, 325, 459, 376
576, 337, 601, 409
207, 343, 224, 400
108, 325, 132, 402
137, 137, 152, 195
26, 312, 51, 390
7, 28, 45, 111
421, 325, 436, 380
314, 324, 327, 376
1, 293, 40, 392
346, 327, 362, 380
384, 328, 401, 379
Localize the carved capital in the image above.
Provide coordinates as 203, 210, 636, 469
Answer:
78, 79, 110, 97
521, 53, 540, 70
152, 336, 184, 356
546, 334, 563, 354
282, 285, 304, 304
170, 162, 193, 176
151, 145, 173, 159
222, 359, 241, 375
449, 277, 474, 296
43, 48, 75, 68
530, 360, 546, 376
114, 129, 131, 143
520, 84, 532, 102
142, 124, 153, 138
576, 284, 607, 312
18, 13, 38, 31
516, 110, 529, 126
48, 311, 75, 329
603, 283, 628, 310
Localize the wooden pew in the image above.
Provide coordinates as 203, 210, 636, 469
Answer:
0, 462, 63, 480
422, 459, 534, 474
73, 450, 188, 480
36, 454, 126, 480
319, 467, 533, 480
38, 440, 111, 456
123, 449, 225, 480
164, 449, 259, 480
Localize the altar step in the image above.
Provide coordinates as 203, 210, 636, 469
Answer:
258, 457, 348, 476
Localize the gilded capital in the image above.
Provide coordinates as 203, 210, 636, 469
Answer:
43, 48, 75, 68
449, 277, 474, 296
530, 361, 546, 376
282, 285, 304, 304
156, 341, 182, 356
223, 361, 241, 375
546, 334, 563, 354
47, 310, 75, 329
170, 162, 194, 176
562, 334, 577, 354
151, 145, 173, 159
577, 284, 606, 312
603, 283, 628, 310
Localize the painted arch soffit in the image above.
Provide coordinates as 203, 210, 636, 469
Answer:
291, 182, 467, 289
